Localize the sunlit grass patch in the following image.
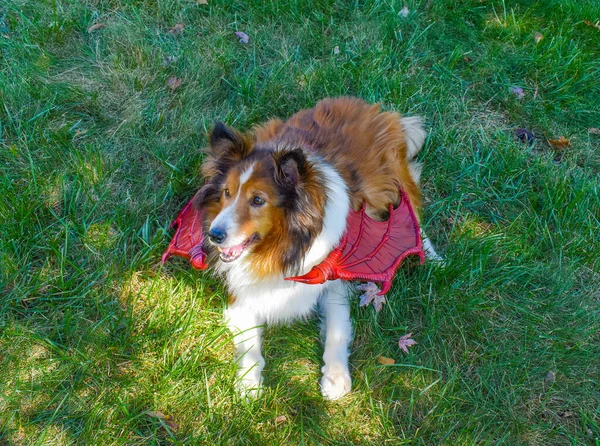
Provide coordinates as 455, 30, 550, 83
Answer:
1, 0, 599, 444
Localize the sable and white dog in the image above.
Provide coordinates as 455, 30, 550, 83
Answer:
196, 97, 437, 400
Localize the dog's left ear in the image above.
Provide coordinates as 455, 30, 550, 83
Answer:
273, 148, 325, 273
273, 149, 309, 191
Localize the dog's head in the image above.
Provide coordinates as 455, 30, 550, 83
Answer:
196, 123, 326, 273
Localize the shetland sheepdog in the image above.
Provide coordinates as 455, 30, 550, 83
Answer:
196, 97, 438, 400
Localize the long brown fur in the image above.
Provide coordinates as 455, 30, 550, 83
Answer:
254, 97, 422, 217
199, 97, 422, 278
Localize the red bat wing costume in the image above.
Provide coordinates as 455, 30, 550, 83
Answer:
162, 189, 425, 294
161, 192, 209, 271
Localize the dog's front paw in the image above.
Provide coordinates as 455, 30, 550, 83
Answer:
236, 372, 263, 400
320, 365, 351, 401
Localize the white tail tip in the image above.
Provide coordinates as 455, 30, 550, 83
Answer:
400, 116, 426, 160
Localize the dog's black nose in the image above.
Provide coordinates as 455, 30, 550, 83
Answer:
208, 227, 227, 244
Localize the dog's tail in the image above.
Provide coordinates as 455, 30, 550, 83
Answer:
400, 116, 426, 185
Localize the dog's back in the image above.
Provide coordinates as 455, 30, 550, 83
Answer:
254, 97, 426, 219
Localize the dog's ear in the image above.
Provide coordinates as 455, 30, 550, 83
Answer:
209, 122, 253, 159
273, 148, 309, 191
272, 148, 325, 273
203, 122, 254, 178
210, 122, 240, 147
192, 181, 222, 209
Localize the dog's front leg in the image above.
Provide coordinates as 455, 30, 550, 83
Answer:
319, 280, 353, 400
224, 305, 265, 399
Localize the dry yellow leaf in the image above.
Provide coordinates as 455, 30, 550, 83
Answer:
274, 415, 287, 425
584, 19, 600, 30
87, 23, 107, 33
168, 23, 185, 35
147, 411, 179, 431
548, 136, 570, 151
376, 355, 395, 365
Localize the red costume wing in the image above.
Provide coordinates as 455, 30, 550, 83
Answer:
285, 189, 425, 295
161, 194, 208, 270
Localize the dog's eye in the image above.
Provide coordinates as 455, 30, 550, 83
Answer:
224, 189, 230, 199
251, 196, 265, 206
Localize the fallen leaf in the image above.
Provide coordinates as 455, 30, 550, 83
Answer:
198, 0, 208, 4
515, 128, 535, 145
274, 415, 287, 425
586, 427, 594, 437
548, 136, 569, 151
533, 32, 543, 43
588, 128, 600, 135
398, 333, 417, 354
584, 19, 600, 30
147, 411, 179, 431
398, 5, 410, 18
166, 76, 182, 91
376, 356, 395, 365
559, 410, 573, 419
234, 31, 249, 44
463, 56, 472, 63
545, 371, 556, 384
357, 282, 386, 312
87, 23, 107, 33
510, 86, 525, 99
333, 45, 340, 55
169, 23, 185, 35
163, 55, 177, 66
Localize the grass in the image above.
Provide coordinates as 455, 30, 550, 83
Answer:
1, 0, 599, 444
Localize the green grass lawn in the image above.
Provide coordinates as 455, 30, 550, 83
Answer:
1, 0, 599, 444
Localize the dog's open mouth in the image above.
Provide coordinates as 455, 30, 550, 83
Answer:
217, 234, 259, 263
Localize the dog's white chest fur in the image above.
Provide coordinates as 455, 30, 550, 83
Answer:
226, 275, 328, 323
217, 161, 350, 324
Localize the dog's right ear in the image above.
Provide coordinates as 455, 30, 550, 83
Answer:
202, 122, 254, 179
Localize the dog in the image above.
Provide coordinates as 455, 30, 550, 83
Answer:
195, 97, 438, 400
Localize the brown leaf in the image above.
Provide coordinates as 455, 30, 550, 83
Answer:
548, 136, 570, 151
147, 411, 179, 431
168, 23, 185, 35
584, 19, 600, 30
533, 32, 543, 43
274, 415, 287, 425
376, 355, 395, 365
87, 23, 107, 33
463, 56, 472, 63
166, 76, 182, 91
